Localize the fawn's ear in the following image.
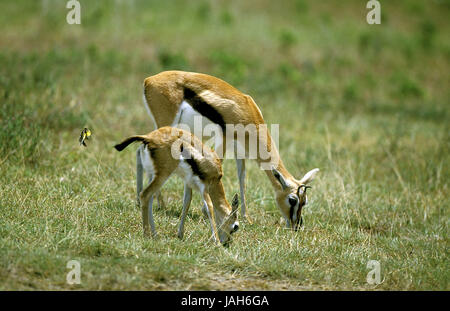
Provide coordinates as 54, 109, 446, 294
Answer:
271, 166, 289, 189
299, 168, 320, 185
231, 194, 239, 212
230, 194, 239, 221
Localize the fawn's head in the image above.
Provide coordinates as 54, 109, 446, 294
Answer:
217, 193, 239, 246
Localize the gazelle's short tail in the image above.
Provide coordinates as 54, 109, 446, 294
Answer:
114, 135, 147, 151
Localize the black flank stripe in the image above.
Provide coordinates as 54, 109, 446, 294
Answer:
185, 157, 206, 180
183, 87, 226, 131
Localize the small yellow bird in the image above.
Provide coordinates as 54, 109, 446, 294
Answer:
79, 128, 92, 147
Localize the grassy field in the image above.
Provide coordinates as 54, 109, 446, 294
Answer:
0, 0, 448, 290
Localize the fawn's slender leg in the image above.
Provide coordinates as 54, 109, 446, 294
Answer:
177, 184, 192, 239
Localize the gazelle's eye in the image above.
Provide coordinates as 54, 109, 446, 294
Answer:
288, 196, 298, 207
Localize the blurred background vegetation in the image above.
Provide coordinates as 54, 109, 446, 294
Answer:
0, 0, 448, 290
1, 0, 449, 164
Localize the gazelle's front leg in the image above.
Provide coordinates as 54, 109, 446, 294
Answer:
178, 184, 192, 239
202, 192, 220, 245
236, 158, 251, 223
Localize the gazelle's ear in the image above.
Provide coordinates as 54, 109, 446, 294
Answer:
271, 166, 289, 190
299, 168, 320, 185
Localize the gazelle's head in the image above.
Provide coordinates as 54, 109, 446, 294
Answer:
271, 167, 319, 231
217, 193, 240, 246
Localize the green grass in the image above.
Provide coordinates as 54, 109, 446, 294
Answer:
0, 0, 449, 290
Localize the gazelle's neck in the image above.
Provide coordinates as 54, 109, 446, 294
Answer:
263, 156, 295, 191
208, 181, 231, 219
255, 126, 295, 190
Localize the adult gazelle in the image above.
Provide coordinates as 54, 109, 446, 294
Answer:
141, 71, 319, 230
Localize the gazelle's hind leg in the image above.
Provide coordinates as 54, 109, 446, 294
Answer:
139, 172, 171, 238
137, 146, 166, 210
155, 191, 166, 210
177, 184, 192, 239
136, 147, 144, 207
142, 92, 167, 210
145, 172, 165, 211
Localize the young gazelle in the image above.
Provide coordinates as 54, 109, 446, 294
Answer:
141, 70, 319, 230
114, 126, 239, 245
